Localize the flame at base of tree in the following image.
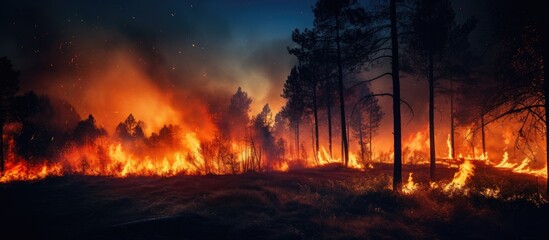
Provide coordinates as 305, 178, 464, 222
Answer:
402, 172, 419, 194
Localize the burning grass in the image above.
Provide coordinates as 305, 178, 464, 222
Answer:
1, 162, 547, 239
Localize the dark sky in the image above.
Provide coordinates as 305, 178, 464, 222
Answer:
0, 0, 315, 115
0, 0, 482, 137
0, 0, 319, 131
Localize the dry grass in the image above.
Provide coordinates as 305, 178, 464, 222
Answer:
0, 162, 548, 239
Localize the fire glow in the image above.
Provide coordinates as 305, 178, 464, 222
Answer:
0, 49, 546, 187
2, 121, 547, 184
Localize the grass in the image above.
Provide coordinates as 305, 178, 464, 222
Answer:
0, 162, 548, 239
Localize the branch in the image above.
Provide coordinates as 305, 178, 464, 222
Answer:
367, 47, 392, 55
370, 55, 393, 62
347, 72, 392, 90
351, 93, 415, 126
471, 104, 545, 134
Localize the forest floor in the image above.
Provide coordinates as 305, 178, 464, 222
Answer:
1, 161, 548, 239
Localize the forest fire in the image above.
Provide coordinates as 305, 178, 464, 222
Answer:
0, 134, 370, 183
1, 0, 548, 238
0, 0, 546, 194
1, 117, 546, 184
0, 65, 546, 184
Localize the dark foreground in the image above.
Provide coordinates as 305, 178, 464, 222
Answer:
1, 163, 548, 240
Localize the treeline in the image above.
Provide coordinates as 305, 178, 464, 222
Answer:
0, 60, 288, 174
281, 0, 385, 168
278, 0, 548, 192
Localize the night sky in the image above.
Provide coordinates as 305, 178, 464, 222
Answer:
0, 0, 316, 117
0, 0, 477, 136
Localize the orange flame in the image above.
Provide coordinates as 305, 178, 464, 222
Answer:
447, 134, 453, 159
444, 159, 475, 192
402, 172, 419, 194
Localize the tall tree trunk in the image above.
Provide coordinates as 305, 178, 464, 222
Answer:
428, 52, 436, 180
369, 112, 373, 162
390, 0, 402, 192
327, 92, 333, 158
296, 120, 300, 160
450, 79, 455, 159
313, 81, 319, 155
537, 7, 549, 194
481, 113, 486, 156
335, 17, 349, 166
311, 125, 317, 163
542, 34, 549, 195
0, 121, 4, 173
359, 122, 364, 162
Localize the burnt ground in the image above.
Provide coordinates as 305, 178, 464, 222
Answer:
1, 162, 548, 240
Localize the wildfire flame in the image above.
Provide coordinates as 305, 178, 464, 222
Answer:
494, 152, 547, 178
0, 137, 371, 183
1, 115, 547, 184
402, 172, 419, 194
447, 134, 453, 159
444, 159, 475, 192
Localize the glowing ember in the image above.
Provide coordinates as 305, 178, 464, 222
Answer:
480, 187, 501, 198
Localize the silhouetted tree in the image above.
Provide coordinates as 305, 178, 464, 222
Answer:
12, 92, 80, 160
281, 66, 306, 159
73, 114, 107, 146
0, 57, 19, 172
221, 87, 252, 140
390, 0, 403, 191
147, 124, 181, 149
288, 28, 323, 155
402, 0, 476, 180
313, 0, 380, 166
252, 104, 280, 168
115, 114, 145, 141
348, 83, 383, 163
